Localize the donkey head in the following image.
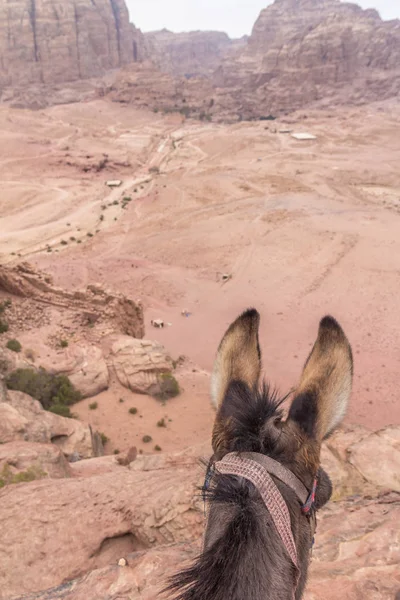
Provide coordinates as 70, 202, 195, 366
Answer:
211, 309, 352, 490
168, 309, 352, 600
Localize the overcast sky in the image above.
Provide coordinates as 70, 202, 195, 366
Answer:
126, 0, 399, 38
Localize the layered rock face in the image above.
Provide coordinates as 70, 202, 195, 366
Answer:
0, 0, 146, 86
214, 0, 400, 116
143, 29, 244, 77
0, 421, 399, 599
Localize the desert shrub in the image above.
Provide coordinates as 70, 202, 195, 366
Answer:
60, 240, 68, 246
154, 445, 162, 452
100, 215, 104, 222
100, 432, 109, 445
157, 418, 166, 428
113, 449, 120, 455
142, 435, 152, 443
119, 398, 124, 403
6, 368, 81, 414
89, 402, 98, 410
149, 166, 160, 175
0, 464, 45, 488
129, 407, 138, 415
154, 372, 180, 401
87, 232, 93, 238
24, 348, 36, 362
48, 404, 73, 418
60, 339, 69, 348
0, 319, 9, 334
6, 339, 21, 353
0, 299, 11, 315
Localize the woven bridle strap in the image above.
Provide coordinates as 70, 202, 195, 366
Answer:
215, 453, 300, 572
215, 454, 299, 569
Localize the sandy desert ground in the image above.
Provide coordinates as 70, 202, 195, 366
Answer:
1, 97, 400, 453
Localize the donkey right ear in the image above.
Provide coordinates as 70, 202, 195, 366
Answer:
210, 309, 262, 409
288, 316, 353, 440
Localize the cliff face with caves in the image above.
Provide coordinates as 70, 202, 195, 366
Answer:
0, 0, 146, 86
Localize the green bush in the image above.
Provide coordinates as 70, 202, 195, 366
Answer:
60, 339, 69, 348
154, 372, 180, 401
142, 435, 152, 443
129, 407, 138, 415
48, 404, 73, 418
6, 368, 81, 415
100, 432, 109, 445
154, 445, 162, 452
89, 402, 98, 410
0, 464, 46, 488
0, 299, 11, 314
6, 339, 21, 353
157, 418, 166, 428
0, 319, 9, 334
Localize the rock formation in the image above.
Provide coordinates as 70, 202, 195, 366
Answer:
213, 0, 400, 117
0, 388, 96, 458
0, 422, 399, 599
0, 0, 146, 87
143, 29, 245, 77
0, 262, 145, 339
111, 336, 172, 395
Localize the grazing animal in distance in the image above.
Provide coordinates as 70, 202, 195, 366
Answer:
167, 308, 353, 600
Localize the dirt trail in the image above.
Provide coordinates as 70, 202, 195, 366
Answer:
2, 99, 400, 452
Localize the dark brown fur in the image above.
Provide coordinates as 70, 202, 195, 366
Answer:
167, 310, 353, 600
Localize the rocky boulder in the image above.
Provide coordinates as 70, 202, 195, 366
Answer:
0, 441, 72, 482
111, 336, 172, 395
0, 454, 204, 598
41, 344, 109, 399
0, 391, 94, 458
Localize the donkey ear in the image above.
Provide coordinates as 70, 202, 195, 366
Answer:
210, 309, 261, 409
288, 316, 353, 440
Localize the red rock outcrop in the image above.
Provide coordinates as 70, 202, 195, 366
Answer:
0, 425, 399, 599
143, 29, 244, 77
213, 0, 400, 117
0, 0, 146, 87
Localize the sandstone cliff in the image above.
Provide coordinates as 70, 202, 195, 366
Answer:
0, 0, 146, 86
214, 0, 400, 117
143, 29, 245, 77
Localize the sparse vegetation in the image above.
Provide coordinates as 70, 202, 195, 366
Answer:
154, 372, 180, 401
119, 398, 124, 403
114, 449, 120, 455
157, 418, 166, 428
154, 445, 162, 452
199, 112, 212, 122
142, 435, 152, 444
129, 407, 138, 415
87, 233, 93, 238
60, 240, 68, 246
100, 215, 104, 222
70, 237, 76, 241
60, 339, 69, 348
100, 432, 109, 445
0, 320, 9, 334
149, 166, 160, 175
0, 300, 11, 314
24, 348, 36, 362
0, 464, 46, 488
6, 368, 81, 418
123, 196, 131, 202
6, 339, 22, 353
89, 402, 98, 410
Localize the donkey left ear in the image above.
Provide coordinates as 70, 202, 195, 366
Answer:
210, 309, 262, 409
